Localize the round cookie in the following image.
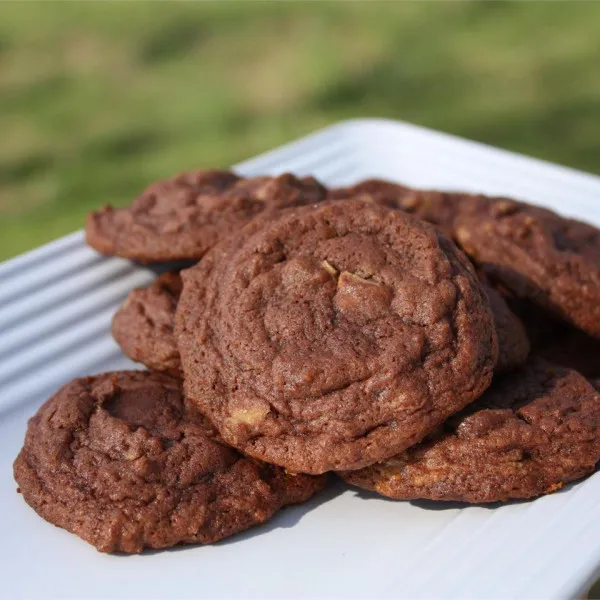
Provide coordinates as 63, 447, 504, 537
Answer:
112, 272, 183, 376
340, 358, 600, 503
86, 171, 327, 262
13, 371, 325, 553
454, 198, 600, 339
176, 199, 498, 474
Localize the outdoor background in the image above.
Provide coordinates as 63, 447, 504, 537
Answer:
1, 1, 600, 261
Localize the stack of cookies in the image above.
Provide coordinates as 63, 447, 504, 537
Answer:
14, 170, 600, 554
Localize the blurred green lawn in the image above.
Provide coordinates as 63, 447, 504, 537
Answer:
1, 1, 600, 261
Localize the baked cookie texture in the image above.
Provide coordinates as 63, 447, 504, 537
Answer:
13, 371, 325, 553
176, 199, 498, 474
340, 358, 600, 503
86, 171, 327, 262
112, 272, 183, 376
454, 198, 600, 339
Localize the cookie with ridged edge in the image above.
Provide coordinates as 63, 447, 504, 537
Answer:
112, 272, 183, 376
176, 199, 498, 474
340, 358, 600, 503
14, 371, 325, 553
86, 171, 327, 262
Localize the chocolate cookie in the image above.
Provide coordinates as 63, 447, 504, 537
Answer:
340, 358, 600, 503
329, 179, 467, 237
112, 272, 183, 376
86, 171, 327, 262
454, 198, 600, 339
13, 371, 325, 553
176, 199, 498, 474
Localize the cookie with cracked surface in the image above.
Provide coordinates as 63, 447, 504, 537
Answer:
176, 199, 498, 474
13, 371, 325, 553
86, 171, 327, 262
454, 198, 600, 339
112, 272, 183, 376
340, 358, 600, 503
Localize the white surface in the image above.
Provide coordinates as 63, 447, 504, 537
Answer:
1, 118, 600, 600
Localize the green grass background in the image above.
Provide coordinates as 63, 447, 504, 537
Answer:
1, 1, 600, 261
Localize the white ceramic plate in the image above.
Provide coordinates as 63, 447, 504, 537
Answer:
2, 119, 600, 600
